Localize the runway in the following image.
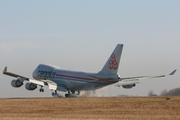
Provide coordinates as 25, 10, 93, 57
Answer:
0, 96, 180, 120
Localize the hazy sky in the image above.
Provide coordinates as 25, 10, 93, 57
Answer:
0, 0, 179, 98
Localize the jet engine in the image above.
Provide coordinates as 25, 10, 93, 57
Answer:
25, 82, 37, 91
122, 84, 136, 89
11, 79, 23, 87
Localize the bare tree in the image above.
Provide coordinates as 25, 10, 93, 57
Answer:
160, 88, 180, 96
148, 90, 158, 96
160, 89, 167, 96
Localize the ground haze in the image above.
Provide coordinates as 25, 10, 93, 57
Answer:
0, 97, 180, 120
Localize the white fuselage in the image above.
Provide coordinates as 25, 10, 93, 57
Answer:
32, 64, 119, 91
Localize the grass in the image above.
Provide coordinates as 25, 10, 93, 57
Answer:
0, 97, 180, 120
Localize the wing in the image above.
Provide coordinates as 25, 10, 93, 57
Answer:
3, 66, 65, 91
3, 67, 28, 80
116, 70, 177, 86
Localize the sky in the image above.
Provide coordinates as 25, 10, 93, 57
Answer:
0, 0, 179, 98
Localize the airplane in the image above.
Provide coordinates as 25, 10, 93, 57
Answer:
3, 44, 177, 97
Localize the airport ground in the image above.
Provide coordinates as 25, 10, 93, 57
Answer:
0, 96, 180, 120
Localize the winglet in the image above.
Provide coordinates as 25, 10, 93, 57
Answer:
169, 69, 177, 75
3, 66, 7, 74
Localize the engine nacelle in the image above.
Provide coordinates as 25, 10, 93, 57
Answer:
11, 79, 23, 87
122, 84, 136, 89
25, 82, 37, 91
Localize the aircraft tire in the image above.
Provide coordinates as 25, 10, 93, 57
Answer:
39, 88, 44, 92
65, 94, 78, 98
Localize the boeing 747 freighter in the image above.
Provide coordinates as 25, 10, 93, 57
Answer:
3, 44, 176, 97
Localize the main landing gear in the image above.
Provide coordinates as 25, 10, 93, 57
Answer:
52, 90, 60, 98
65, 90, 80, 98
38, 86, 59, 98
39, 86, 44, 92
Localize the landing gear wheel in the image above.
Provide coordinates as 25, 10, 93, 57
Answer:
65, 94, 69, 98
39, 88, 44, 92
77, 90, 80, 95
39, 86, 44, 92
65, 94, 78, 98
71, 90, 75, 94
52, 90, 59, 98
68, 90, 70, 94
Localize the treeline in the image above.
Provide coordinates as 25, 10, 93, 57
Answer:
148, 88, 180, 96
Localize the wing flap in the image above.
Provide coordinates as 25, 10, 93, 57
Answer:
29, 79, 45, 86
26, 79, 58, 91
42, 80, 57, 90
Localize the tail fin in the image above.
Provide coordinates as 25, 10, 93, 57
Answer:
99, 44, 123, 74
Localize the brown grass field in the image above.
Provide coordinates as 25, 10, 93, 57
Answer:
0, 97, 180, 120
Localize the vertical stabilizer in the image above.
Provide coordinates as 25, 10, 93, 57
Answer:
99, 44, 123, 74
